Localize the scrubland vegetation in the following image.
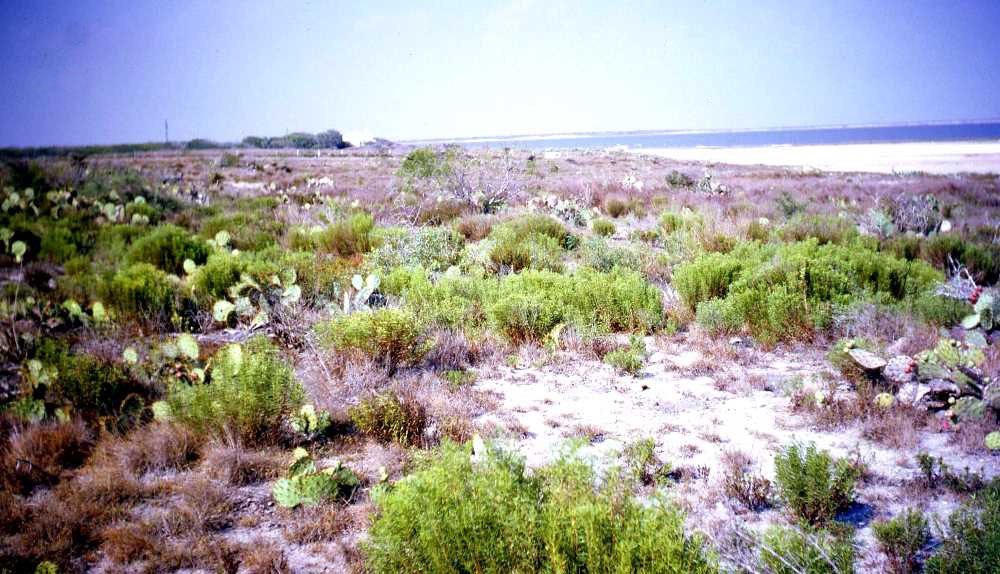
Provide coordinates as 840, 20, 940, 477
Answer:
0, 145, 998, 572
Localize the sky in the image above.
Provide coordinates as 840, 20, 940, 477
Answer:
1, 0, 999, 147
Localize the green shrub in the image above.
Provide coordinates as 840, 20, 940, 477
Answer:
99, 263, 177, 323
34, 339, 140, 417
319, 308, 431, 373
912, 293, 972, 327
504, 214, 574, 247
872, 509, 930, 574
925, 478, 1000, 574
564, 267, 664, 333
488, 227, 565, 274
398, 147, 444, 179
192, 251, 245, 299
349, 390, 427, 446
660, 211, 695, 235
400, 270, 495, 330
592, 218, 615, 237
778, 214, 857, 245
604, 335, 647, 375
39, 225, 79, 263
488, 268, 663, 342
674, 239, 941, 343
773, 443, 857, 525
317, 212, 375, 257
364, 442, 717, 574
125, 224, 209, 274
166, 337, 302, 445
578, 237, 643, 273
366, 226, 463, 273
200, 211, 283, 251
759, 525, 856, 574
489, 271, 567, 343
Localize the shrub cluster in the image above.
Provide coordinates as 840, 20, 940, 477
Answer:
99, 263, 178, 324
674, 239, 941, 343
925, 478, 1000, 574
319, 308, 432, 373
364, 442, 717, 574
166, 337, 303, 445
125, 224, 209, 274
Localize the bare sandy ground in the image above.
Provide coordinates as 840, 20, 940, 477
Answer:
627, 141, 1000, 175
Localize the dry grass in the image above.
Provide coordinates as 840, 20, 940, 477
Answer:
201, 443, 284, 485
1, 418, 93, 494
91, 422, 201, 476
283, 506, 345, 544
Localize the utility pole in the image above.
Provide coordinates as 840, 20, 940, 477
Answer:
164, 119, 169, 145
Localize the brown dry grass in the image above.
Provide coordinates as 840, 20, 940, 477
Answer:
1, 418, 93, 494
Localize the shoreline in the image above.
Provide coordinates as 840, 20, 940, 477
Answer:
625, 140, 1000, 175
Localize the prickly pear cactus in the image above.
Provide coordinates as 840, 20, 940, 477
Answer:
986, 431, 1000, 451
951, 397, 985, 421
271, 448, 359, 508
884, 355, 916, 386
290, 404, 331, 437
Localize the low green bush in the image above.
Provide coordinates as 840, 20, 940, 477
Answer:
604, 335, 647, 375
365, 226, 463, 273
364, 442, 717, 574
349, 390, 427, 447
399, 270, 495, 330
166, 337, 303, 445
872, 509, 930, 574
674, 239, 941, 343
925, 478, 1000, 574
34, 339, 141, 417
774, 443, 858, 525
317, 212, 376, 257
504, 214, 574, 247
319, 308, 431, 373
911, 293, 972, 327
592, 218, 615, 237
605, 197, 630, 218
99, 263, 178, 323
125, 224, 209, 274
578, 237, 643, 273
200, 211, 284, 251
488, 226, 565, 274
778, 214, 857, 246
759, 525, 856, 574
489, 268, 663, 342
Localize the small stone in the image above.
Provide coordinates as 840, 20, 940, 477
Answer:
729, 337, 751, 348
848, 348, 886, 371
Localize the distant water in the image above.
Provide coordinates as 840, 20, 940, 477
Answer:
452, 121, 1000, 150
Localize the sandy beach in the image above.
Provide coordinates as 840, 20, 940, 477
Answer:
628, 140, 1000, 175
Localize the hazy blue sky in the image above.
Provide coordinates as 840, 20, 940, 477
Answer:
2, 0, 999, 146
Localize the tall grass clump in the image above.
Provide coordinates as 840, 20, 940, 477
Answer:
364, 441, 717, 574
759, 525, 856, 574
317, 212, 375, 257
125, 224, 209, 274
673, 239, 941, 343
318, 308, 432, 374
166, 337, 303, 445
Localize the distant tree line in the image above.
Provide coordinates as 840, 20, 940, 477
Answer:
240, 129, 350, 150
0, 128, 353, 159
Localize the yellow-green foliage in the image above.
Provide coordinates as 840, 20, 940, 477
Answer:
364, 442, 717, 574
200, 210, 284, 251
125, 224, 209, 274
592, 218, 615, 237
489, 268, 663, 342
674, 239, 941, 343
319, 308, 431, 373
99, 262, 178, 323
349, 390, 427, 447
317, 212, 375, 257
365, 226, 463, 273
166, 337, 302, 445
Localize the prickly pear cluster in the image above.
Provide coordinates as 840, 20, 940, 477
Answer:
884, 355, 916, 386
271, 447, 359, 509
